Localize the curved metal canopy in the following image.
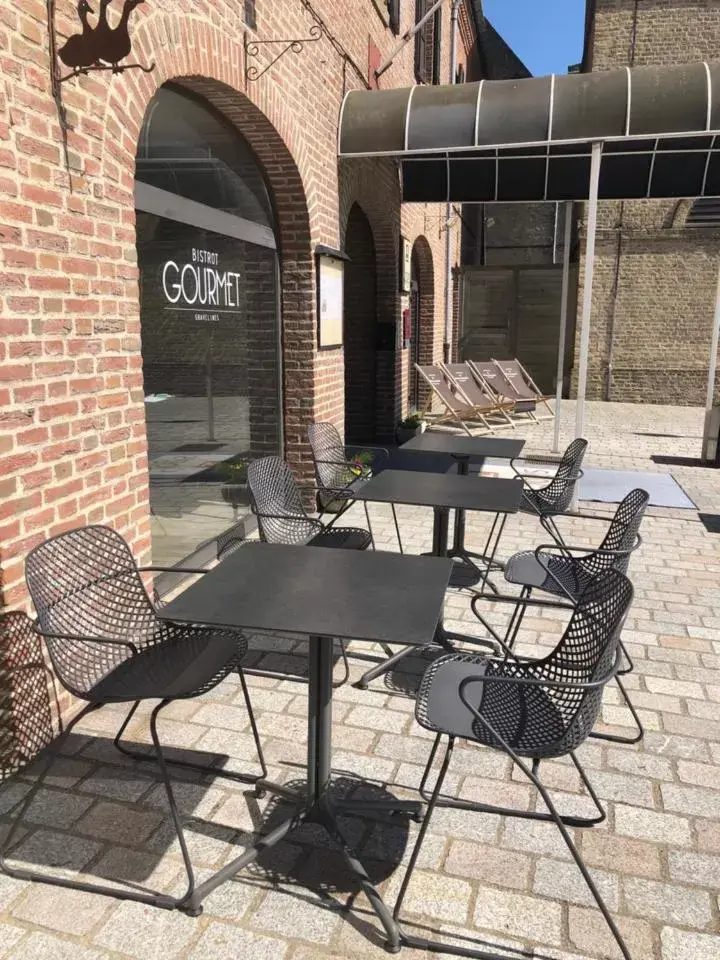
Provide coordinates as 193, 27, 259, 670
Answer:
338, 62, 720, 202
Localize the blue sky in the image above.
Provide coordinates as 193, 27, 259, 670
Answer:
482, 0, 587, 77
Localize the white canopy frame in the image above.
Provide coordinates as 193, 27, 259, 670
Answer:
339, 62, 720, 453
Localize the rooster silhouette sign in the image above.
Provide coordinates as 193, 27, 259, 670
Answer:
58, 0, 155, 81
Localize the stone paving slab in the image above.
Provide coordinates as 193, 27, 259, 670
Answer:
2, 401, 720, 959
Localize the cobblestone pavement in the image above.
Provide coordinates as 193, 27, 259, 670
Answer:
2, 401, 720, 960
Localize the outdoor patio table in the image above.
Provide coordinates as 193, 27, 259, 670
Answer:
400, 434, 525, 584
354, 468, 524, 592
160, 541, 451, 949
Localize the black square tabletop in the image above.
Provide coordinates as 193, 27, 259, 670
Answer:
160, 543, 452, 647
401, 433, 525, 460
353, 470, 524, 514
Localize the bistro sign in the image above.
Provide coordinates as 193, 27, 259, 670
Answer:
161, 248, 243, 323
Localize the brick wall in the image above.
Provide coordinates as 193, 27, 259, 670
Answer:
576, 0, 720, 404
0, 0, 463, 612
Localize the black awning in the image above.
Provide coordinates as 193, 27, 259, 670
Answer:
338, 62, 720, 202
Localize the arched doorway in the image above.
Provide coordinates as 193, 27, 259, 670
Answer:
135, 84, 282, 565
408, 236, 435, 412
343, 204, 378, 444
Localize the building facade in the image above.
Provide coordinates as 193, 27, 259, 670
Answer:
0, 0, 487, 607
576, 0, 720, 403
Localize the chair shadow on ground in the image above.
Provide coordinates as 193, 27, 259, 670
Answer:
0, 724, 409, 918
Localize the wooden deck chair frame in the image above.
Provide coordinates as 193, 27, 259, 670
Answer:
415, 363, 502, 436
467, 359, 539, 424
492, 357, 555, 419
441, 362, 516, 430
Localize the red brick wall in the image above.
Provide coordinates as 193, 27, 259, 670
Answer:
0, 0, 462, 610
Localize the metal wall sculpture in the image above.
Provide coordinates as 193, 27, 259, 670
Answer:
54, 0, 155, 82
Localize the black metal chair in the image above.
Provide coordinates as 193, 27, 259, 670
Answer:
471, 488, 649, 744
307, 422, 404, 552
394, 569, 634, 960
511, 437, 588, 548
247, 455, 376, 684
0, 525, 266, 915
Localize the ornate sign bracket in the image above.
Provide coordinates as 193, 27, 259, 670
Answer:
50, 0, 155, 85
244, 24, 323, 82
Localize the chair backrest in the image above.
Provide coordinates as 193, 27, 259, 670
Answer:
490, 568, 634, 756
584, 487, 650, 577
537, 438, 588, 513
444, 363, 493, 409
307, 422, 355, 494
247, 456, 317, 544
493, 359, 538, 401
416, 365, 468, 412
25, 526, 159, 695
471, 360, 517, 400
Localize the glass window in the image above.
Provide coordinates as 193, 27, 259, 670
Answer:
136, 87, 275, 229
136, 88, 281, 568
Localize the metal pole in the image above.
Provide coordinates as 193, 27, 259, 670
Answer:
574, 142, 603, 439
702, 259, 720, 458
376, 0, 448, 79
553, 201, 573, 452
443, 0, 460, 362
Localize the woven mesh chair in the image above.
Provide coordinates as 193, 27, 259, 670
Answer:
245, 456, 376, 685
307, 422, 404, 552
511, 437, 588, 547
0, 525, 266, 915
472, 488, 649, 746
394, 569, 634, 960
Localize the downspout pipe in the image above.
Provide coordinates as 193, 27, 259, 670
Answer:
443, 0, 461, 362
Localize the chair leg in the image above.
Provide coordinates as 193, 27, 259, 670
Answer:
114, 673, 266, 787
1, 702, 177, 910
149, 699, 196, 909
510, 749, 631, 960
617, 639, 634, 676
236, 667, 268, 784
390, 503, 404, 554
393, 736, 455, 925
590, 674, 644, 745
419, 744, 605, 829
362, 501, 376, 551
335, 640, 351, 688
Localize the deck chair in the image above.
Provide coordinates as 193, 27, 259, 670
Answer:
493, 357, 554, 418
468, 359, 538, 423
416, 364, 512, 436
443, 362, 515, 429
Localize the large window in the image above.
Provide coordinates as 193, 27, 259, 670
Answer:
135, 87, 281, 567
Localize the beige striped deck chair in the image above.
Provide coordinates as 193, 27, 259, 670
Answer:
468, 360, 539, 423
415, 364, 509, 436
442, 362, 516, 429
493, 358, 554, 419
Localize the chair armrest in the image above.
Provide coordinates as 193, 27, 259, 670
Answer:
138, 566, 208, 576
35, 628, 139, 657
458, 650, 623, 702
253, 512, 324, 533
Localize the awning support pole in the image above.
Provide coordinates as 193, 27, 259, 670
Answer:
375, 0, 448, 80
574, 141, 603, 440
443, 0, 460, 362
553, 201, 573, 453
702, 258, 720, 457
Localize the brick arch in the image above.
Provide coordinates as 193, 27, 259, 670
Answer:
97, 13, 318, 482
410, 234, 436, 409
339, 159, 403, 440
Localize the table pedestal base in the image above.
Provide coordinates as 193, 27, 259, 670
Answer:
181, 636, 415, 953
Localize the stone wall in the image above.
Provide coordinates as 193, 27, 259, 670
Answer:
576, 0, 720, 403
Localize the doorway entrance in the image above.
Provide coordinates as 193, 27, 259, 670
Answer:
343, 204, 378, 444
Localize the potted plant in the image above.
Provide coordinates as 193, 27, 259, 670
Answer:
348, 450, 375, 479
317, 450, 376, 514
395, 412, 426, 445
220, 459, 250, 516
